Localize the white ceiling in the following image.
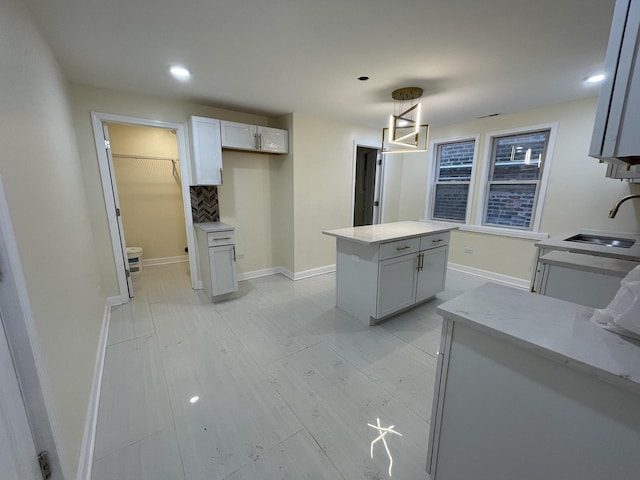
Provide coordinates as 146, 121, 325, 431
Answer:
23, 0, 615, 128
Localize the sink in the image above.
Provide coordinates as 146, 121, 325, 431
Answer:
565, 233, 636, 248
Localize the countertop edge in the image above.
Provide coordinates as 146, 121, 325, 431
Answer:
437, 283, 640, 396
322, 221, 458, 245
194, 221, 234, 233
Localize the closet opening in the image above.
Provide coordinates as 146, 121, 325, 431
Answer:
92, 112, 197, 303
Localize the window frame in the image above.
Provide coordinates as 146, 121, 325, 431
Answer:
425, 135, 480, 224
475, 123, 557, 233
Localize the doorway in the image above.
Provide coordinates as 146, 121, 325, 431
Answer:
353, 146, 382, 226
92, 113, 197, 304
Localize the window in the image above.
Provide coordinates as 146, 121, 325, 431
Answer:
482, 130, 550, 230
431, 139, 476, 222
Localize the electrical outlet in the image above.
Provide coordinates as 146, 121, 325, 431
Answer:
463, 247, 474, 254
236, 253, 246, 260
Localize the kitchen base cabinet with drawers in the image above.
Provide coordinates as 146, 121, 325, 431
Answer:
195, 222, 238, 300
323, 222, 456, 325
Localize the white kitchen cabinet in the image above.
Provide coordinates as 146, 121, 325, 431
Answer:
535, 251, 635, 308
209, 244, 237, 296
328, 224, 452, 325
220, 120, 288, 154
189, 116, 223, 185
195, 222, 238, 300
416, 246, 447, 302
590, 0, 640, 165
377, 254, 419, 317
428, 283, 640, 480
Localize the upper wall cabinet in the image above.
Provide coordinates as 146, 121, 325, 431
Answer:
590, 0, 640, 166
220, 120, 288, 154
190, 116, 223, 185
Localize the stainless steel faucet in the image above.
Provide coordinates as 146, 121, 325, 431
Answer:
609, 194, 640, 218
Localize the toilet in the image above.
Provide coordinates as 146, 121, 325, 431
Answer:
126, 246, 143, 273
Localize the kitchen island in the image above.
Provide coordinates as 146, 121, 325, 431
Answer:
427, 283, 640, 480
322, 221, 457, 325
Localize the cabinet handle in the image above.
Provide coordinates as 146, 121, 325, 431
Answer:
233, 246, 236, 262
215, 237, 232, 240
396, 245, 411, 251
220, 167, 223, 185
432, 239, 443, 243
418, 252, 424, 271
258, 133, 263, 150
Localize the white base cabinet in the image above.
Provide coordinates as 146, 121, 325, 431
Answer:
335, 231, 450, 325
195, 223, 238, 300
428, 314, 640, 480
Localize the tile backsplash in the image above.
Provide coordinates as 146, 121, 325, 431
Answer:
190, 185, 220, 223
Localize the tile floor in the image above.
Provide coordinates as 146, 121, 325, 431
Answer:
91, 262, 487, 480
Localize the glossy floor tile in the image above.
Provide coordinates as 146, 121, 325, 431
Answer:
92, 262, 489, 480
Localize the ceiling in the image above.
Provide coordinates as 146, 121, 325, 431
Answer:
23, 0, 615, 129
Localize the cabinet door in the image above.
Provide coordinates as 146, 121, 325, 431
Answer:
377, 254, 418, 318
258, 126, 289, 153
210, 244, 238, 296
220, 121, 258, 151
416, 246, 448, 303
190, 116, 223, 185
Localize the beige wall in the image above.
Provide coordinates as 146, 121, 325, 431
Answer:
386, 97, 640, 280
68, 84, 275, 294
268, 114, 295, 273
0, 1, 105, 476
109, 123, 187, 261
290, 113, 380, 272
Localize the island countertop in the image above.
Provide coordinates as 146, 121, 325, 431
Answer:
437, 282, 640, 395
322, 220, 458, 245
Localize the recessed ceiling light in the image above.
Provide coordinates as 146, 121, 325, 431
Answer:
169, 65, 191, 80
585, 73, 605, 84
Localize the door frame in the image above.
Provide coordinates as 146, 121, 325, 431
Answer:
0, 175, 63, 478
351, 143, 384, 226
91, 112, 197, 304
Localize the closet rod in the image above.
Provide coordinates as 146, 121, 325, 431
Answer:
112, 153, 178, 162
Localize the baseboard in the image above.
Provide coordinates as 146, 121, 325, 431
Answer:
238, 265, 336, 282
142, 255, 188, 267
291, 264, 336, 280
106, 295, 122, 306
447, 262, 529, 290
237, 267, 282, 282
76, 301, 111, 480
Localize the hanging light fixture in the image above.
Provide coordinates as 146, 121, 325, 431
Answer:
382, 87, 429, 153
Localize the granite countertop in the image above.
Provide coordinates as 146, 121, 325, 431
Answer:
322, 221, 458, 245
536, 229, 640, 262
438, 283, 640, 395
194, 221, 234, 233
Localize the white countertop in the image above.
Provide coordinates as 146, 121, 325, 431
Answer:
322, 221, 458, 245
539, 251, 637, 277
536, 229, 640, 261
194, 221, 234, 233
438, 283, 640, 395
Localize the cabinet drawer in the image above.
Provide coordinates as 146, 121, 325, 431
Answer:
207, 230, 235, 246
420, 231, 450, 251
379, 237, 420, 260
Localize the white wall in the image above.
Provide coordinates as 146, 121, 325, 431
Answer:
290, 113, 380, 272
68, 84, 277, 294
0, 0, 105, 476
385, 97, 640, 280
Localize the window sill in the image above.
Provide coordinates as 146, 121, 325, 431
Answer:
459, 224, 549, 241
